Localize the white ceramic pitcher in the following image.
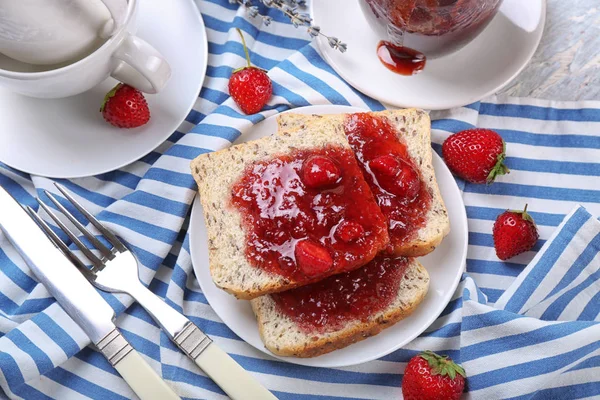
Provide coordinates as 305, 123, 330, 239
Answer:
0, 0, 127, 65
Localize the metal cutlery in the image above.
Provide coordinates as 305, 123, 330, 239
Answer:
31, 183, 277, 400
0, 187, 180, 400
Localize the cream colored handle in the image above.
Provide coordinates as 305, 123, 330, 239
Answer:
114, 350, 180, 400
195, 344, 277, 400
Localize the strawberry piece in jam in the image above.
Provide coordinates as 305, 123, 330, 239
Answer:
302, 155, 341, 189
335, 220, 366, 243
369, 154, 421, 200
230, 146, 389, 284
272, 256, 410, 332
294, 239, 334, 278
344, 113, 432, 251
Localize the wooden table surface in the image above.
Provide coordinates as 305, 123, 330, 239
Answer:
499, 0, 599, 100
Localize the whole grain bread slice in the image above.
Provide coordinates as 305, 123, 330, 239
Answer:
190, 124, 388, 300
277, 109, 450, 257
251, 258, 429, 358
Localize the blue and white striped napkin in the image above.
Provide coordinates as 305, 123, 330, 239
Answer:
0, 1, 599, 398
460, 206, 600, 398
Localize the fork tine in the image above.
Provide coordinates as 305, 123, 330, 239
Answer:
26, 207, 95, 280
43, 190, 114, 260
27, 206, 82, 267
36, 199, 104, 272
54, 183, 126, 252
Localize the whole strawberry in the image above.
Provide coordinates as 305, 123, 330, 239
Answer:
493, 204, 539, 260
228, 28, 272, 115
101, 83, 150, 128
442, 128, 509, 184
402, 351, 466, 400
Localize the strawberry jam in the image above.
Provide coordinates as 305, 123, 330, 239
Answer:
230, 146, 389, 284
377, 41, 426, 76
344, 113, 431, 252
272, 257, 410, 332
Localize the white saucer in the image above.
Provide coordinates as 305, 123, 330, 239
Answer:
190, 105, 468, 367
0, 0, 207, 178
312, 0, 546, 110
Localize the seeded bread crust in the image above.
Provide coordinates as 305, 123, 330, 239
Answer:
277, 109, 450, 257
251, 259, 429, 358
190, 124, 385, 299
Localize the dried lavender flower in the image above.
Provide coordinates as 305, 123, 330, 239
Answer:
290, 15, 303, 27
307, 25, 320, 38
262, 15, 273, 25
281, 4, 295, 15
248, 5, 259, 17
297, 13, 312, 24
233, 0, 346, 53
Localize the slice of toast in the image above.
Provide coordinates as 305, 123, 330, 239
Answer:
190, 125, 389, 300
277, 109, 450, 257
251, 257, 429, 358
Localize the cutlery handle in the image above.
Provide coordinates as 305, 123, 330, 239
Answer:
174, 322, 277, 400
97, 329, 180, 400
130, 287, 274, 398
114, 350, 180, 400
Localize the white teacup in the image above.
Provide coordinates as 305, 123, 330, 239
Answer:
0, 0, 127, 66
0, 0, 170, 98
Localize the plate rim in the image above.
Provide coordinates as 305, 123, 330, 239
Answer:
190, 104, 468, 367
311, 0, 547, 110
0, 0, 208, 179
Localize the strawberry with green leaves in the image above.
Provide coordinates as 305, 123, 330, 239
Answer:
493, 204, 539, 260
402, 351, 466, 400
228, 28, 273, 115
101, 83, 150, 128
442, 128, 509, 184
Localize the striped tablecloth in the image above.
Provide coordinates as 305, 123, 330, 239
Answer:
0, 1, 599, 399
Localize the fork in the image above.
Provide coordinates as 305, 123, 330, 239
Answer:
30, 184, 277, 400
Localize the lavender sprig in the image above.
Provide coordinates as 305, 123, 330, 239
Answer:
230, 0, 346, 53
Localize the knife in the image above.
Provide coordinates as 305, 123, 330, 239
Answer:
0, 187, 179, 400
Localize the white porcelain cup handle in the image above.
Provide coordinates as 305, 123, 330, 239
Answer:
110, 34, 171, 94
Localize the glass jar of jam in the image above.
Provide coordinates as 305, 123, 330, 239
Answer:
360, 0, 503, 73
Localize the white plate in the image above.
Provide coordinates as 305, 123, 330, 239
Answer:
312, 0, 546, 110
190, 105, 468, 367
0, 0, 207, 178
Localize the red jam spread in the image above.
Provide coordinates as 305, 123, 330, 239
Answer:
344, 113, 431, 252
230, 146, 389, 283
272, 257, 410, 332
377, 41, 426, 76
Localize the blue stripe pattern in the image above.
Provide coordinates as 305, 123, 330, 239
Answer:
0, 1, 599, 399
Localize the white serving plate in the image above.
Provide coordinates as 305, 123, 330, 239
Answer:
190, 105, 468, 367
